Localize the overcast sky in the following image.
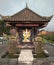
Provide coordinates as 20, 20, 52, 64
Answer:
0, 0, 54, 31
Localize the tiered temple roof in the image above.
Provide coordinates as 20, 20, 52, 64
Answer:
2, 7, 52, 22
1, 7, 53, 28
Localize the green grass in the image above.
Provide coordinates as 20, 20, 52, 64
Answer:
48, 40, 54, 44
41, 34, 54, 44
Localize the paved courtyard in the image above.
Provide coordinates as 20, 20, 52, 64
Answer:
0, 43, 54, 65
45, 43, 54, 65
45, 43, 54, 57
0, 43, 8, 58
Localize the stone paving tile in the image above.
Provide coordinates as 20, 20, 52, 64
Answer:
0, 59, 18, 65
0, 44, 8, 58
47, 57, 54, 62
0, 58, 54, 65
8, 59, 18, 65
50, 62, 54, 65
45, 44, 54, 57
0, 59, 9, 65
34, 58, 50, 65
0, 43, 54, 65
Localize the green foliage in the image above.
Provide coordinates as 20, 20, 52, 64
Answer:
7, 53, 18, 58
48, 40, 54, 44
0, 20, 4, 36
40, 34, 54, 44
1, 52, 19, 58
33, 52, 49, 58
4, 26, 10, 35
42, 38, 46, 44
0, 39, 3, 42
0, 20, 10, 36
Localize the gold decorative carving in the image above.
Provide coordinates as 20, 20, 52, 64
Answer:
23, 28, 31, 42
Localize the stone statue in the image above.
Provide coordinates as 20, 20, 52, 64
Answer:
8, 28, 19, 54
34, 34, 45, 54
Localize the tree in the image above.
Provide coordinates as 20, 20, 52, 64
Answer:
0, 20, 4, 36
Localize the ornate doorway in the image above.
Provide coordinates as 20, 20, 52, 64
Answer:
18, 27, 34, 45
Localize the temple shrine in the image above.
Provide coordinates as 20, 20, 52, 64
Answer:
2, 6, 52, 49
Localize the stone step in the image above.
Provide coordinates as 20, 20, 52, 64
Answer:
18, 49, 34, 65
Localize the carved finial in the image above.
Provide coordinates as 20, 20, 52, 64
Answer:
26, 3, 28, 8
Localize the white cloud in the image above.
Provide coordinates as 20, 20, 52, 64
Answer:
42, 16, 54, 31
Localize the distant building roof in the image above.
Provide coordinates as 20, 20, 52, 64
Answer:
46, 31, 54, 35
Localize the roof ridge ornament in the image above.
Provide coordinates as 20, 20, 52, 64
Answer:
26, 3, 28, 8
